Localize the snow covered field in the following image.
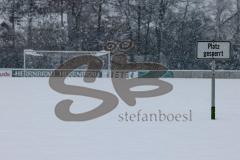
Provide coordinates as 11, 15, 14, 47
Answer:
0, 78, 240, 160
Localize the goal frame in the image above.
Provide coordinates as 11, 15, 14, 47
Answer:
23, 49, 111, 77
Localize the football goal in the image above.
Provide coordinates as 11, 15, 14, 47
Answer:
23, 49, 111, 77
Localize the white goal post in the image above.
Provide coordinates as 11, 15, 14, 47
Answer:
23, 49, 111, 77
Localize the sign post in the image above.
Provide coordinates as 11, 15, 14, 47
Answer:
197, 41, 231, 120
211, 59, 216, 120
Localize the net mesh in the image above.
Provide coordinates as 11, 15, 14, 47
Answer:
24, 50, 110, 70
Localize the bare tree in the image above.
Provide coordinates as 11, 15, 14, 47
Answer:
154, 0, 170, 58
144, 0, 154, 54
27, 0, 34, 48
236, 0, 240, 37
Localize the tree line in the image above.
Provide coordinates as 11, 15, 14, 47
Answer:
0, 0, 240, 69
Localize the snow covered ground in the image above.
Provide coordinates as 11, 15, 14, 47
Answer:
0, 78, 240, 160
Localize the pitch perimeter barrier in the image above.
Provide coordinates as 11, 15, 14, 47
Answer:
170, 70, 240, 79
1, 69, 240, 79
138, 70, 240, 79
12, 69, 105, 78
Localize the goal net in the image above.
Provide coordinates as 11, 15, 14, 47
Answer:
23, 49, 111, 77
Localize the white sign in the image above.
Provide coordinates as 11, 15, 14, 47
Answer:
0, 69, 12, 77
197, 41, 230, 59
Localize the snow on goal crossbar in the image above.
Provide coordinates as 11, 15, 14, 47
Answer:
23, 49, 111, 77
